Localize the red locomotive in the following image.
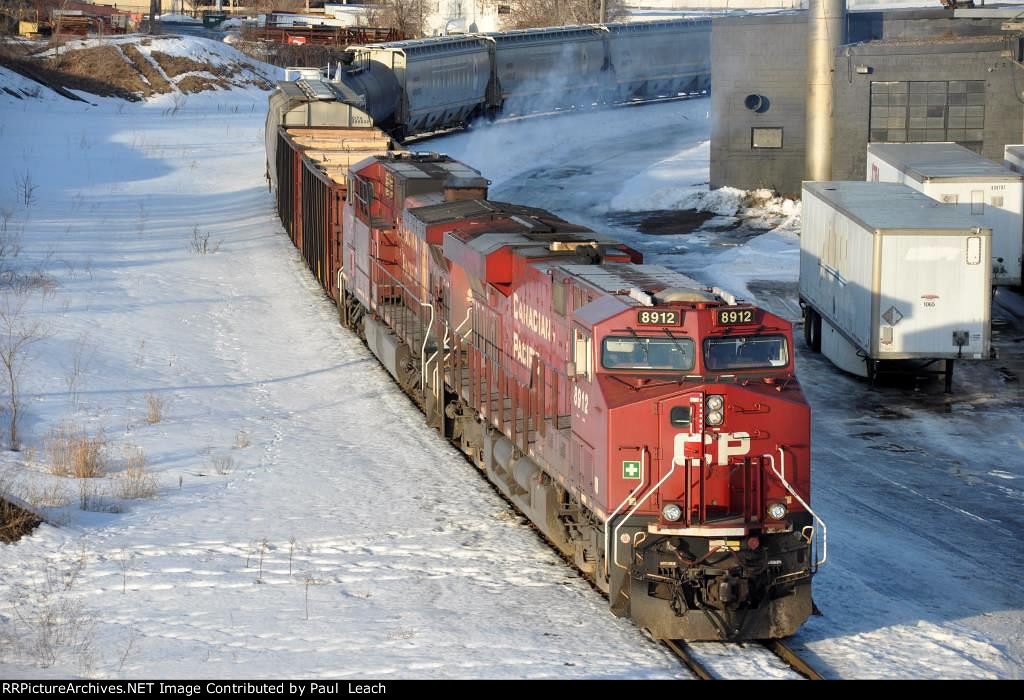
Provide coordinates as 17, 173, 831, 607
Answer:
272, 127, 825, 641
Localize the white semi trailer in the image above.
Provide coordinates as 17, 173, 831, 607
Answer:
866, 142, 1023, 286
800, 181, 992, 391
1005, 145, 1024, 175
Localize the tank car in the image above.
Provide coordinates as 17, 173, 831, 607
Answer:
330, 151, 826, 641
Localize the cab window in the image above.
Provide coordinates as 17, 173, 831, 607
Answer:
703, 335, 789, 371
601, 336, 695, 371
670, 406, 691, 428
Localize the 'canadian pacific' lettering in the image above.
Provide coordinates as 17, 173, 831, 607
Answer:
513, 292, 553, 342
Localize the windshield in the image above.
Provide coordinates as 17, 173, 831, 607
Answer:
703, 335, 789, 371
602, 336, 695, 371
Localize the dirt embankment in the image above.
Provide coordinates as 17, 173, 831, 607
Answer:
0, 36, 274, 101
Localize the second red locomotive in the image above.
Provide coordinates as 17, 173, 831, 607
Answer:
272, 127, 826, 641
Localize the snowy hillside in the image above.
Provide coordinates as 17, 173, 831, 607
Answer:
2, 35, 276, 103
0, 36, 700, 679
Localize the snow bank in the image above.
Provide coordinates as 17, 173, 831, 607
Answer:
609, 140, 799, 219
0, 66, 64, 103
219, 18, 254, 30
157, 13, 201, 24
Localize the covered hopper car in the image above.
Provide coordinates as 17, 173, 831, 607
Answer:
271, 127, 826, 641
273, 18, 711, 140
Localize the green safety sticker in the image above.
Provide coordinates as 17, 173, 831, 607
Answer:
622, 460, 641, 480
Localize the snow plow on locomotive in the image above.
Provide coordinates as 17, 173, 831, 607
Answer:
270, 131, 825, 640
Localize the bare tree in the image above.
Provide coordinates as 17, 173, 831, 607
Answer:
360, 3, 385, 28
0, 291, 48, 450
503, 0, 627, 29
248, 0, 305, 13
380, 0, 429, 39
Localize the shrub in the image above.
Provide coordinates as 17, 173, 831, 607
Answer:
44, 424, 107, 478
145, 393, 167, 424
114, 445, 157, 500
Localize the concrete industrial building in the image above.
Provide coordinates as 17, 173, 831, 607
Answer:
710, 4, 1024, 196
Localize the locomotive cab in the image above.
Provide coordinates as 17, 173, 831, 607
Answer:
569, 287, 821, 640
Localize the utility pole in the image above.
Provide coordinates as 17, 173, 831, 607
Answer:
804, 0, 846, 182
149, 0, 160, 34
600, 0, 607, 24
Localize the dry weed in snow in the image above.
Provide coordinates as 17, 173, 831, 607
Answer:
5, 552, 97, 671
115, 445, 157, 500
78, 479, 119, 513
144, 393, 167, 424
45, 423, 107, 478
188, 226, 220, 255
211, 454, 234, 475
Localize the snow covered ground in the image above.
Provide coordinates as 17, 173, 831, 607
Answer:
0, 35, 1021, 679
0, 43, 697, 680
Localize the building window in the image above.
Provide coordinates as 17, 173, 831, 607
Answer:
869, 80, 985, 152
751, 127, 783, 149
971, 190, 984, 215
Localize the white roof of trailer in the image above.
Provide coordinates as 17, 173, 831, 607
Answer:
868, 143, 1022, 183
1006, 145, 1024, 159
804, 181, 994, 234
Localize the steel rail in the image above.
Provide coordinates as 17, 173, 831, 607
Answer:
663, 640, 715, 680
664, 638, 825, 680
761, 639, 826, 680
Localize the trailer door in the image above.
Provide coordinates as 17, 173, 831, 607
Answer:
877, 233, 990, 358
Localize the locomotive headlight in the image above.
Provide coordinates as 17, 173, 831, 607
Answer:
767, 502, 788, 521
706, 410, 724, 426
662, 503, 683, 522
706, 395, 724, 412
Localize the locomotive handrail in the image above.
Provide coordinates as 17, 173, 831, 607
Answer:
604, 445, 648, 579
764, 449, 827, 568
420, 301, 434, 394
612, 447, 678, 575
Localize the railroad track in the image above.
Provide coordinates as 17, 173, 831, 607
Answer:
664, 638, 825, 680
762, 639, 825, 680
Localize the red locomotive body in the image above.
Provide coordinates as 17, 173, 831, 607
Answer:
318, 151, 823, 640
